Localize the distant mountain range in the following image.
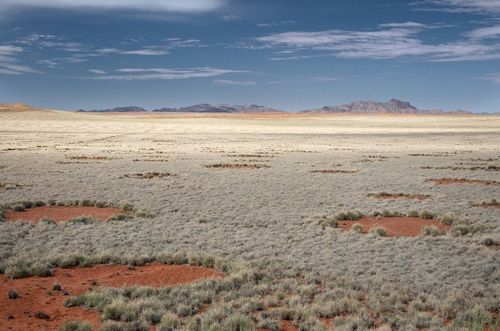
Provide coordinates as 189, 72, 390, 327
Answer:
54, 99, 500, 115
77, 104, 281, 113
300, 99, 471, 114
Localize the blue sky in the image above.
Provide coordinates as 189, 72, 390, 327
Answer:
0, 0, 499, 112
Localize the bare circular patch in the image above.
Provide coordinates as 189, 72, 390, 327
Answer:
0, 264, 225, 331
338, 217, 451, 237
5, 206, 123, 223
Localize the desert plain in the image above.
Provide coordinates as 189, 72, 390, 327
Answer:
0, 109, 499, 331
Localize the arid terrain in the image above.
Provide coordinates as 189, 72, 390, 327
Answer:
0, 109, 498, 331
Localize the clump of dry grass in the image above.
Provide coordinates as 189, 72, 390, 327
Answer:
422, 225, 445, 237
204, 163, 270, 169
369, 226, 387, 237
123, 172, 175, 179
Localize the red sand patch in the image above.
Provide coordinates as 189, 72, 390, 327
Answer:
0, 264, 225, 331
427, 178, 499, 186
338, 217, 450, 237
281, 320, 299, 331
368, 193, 430, 200
5, 206, 123, 223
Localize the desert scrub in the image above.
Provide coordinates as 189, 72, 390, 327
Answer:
418, 210, 435, 220
451, 223, 486, 236
422, 225, 444, 237
350, 223, 363, 233
59, 321, 93, 331
437, 212, 458, 225
4, 259, 53, 278
369, 226, 387, 237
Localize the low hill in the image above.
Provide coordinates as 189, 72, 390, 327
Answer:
301, 99, 471, 114
0, 103, 35, 112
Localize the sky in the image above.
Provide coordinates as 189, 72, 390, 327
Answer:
0, 0, 500, 112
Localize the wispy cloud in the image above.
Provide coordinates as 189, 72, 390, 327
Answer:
256, 23, 500, 62
483, 73, 500, 84
89, 69, 106, 74
213, 79, 256, 86
89, 67, 248, 80
96, 47, 169, 56
0, 44, 40, 75
466, 25, 500, 39
257, 20, 296, 28
1, 0, 226, 13
410, 0, 500, 15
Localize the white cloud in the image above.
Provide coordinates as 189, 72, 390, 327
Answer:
1, 0, 226, 13
90, 67, 248, 80
256, 24, 500, 62
483, 73, 500, 83
96, 47, 169, 56
466, 25, 500, 39
0, 44, 40, 75
411, 0, 500, 14
89, 69, 106, 74
213, 79, 256, 86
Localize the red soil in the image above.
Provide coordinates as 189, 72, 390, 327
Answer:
0, 264, 225, 331
427, 178, 499, 186
5, 206, 123, 223
367, 193, 430, 200
281, 320, 299, 331
338, 217, 451, 237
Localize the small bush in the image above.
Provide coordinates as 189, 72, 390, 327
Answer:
13, 204, 26, 212
223, 314, 255, 331
369, 227, 387, 237
59, 321, 93, 331
481, 237, 496, 246
408, 210, 419, 218
422, 226, 444, 237
159, 313, 180, 331
437, 212, 457, 225
418, 210, 435, 220
351, 223, 363, 233
452, 223, 486, 237
67, 216, 96, 224
48, 199, 57, 206
8, 289, 18, 299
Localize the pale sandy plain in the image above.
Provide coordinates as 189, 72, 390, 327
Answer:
0, 109, 499, 330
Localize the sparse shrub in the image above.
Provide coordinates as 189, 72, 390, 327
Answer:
39, 217, 56, 224
123, 203, 134, 212
13, 204, 26, 212
108, 214, 128, 221
419, 210, 435, 220
67, 216, 96, 224
351, 223, 363, 233
481, 237, 496, 246
34, 200, 46, 207
408, 210, 419, 218
53, 283, 62, 291
370, 227, 387, 237
59, 321, 93, 331
223, 314, 255, 331
8, 289, 18, 299
48, 199, 57, 206
101, 320, 148, 331
451, 223, 486, 237
5, 260, 53, 278
336, 211, 362, 221
422, 226, 444, 237
159, 313, 180, 331
437, 212, 457, 225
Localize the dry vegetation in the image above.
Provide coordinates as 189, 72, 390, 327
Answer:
0, 111, 499, 330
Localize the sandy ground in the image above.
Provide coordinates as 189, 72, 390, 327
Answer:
0, 110, 499, 328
